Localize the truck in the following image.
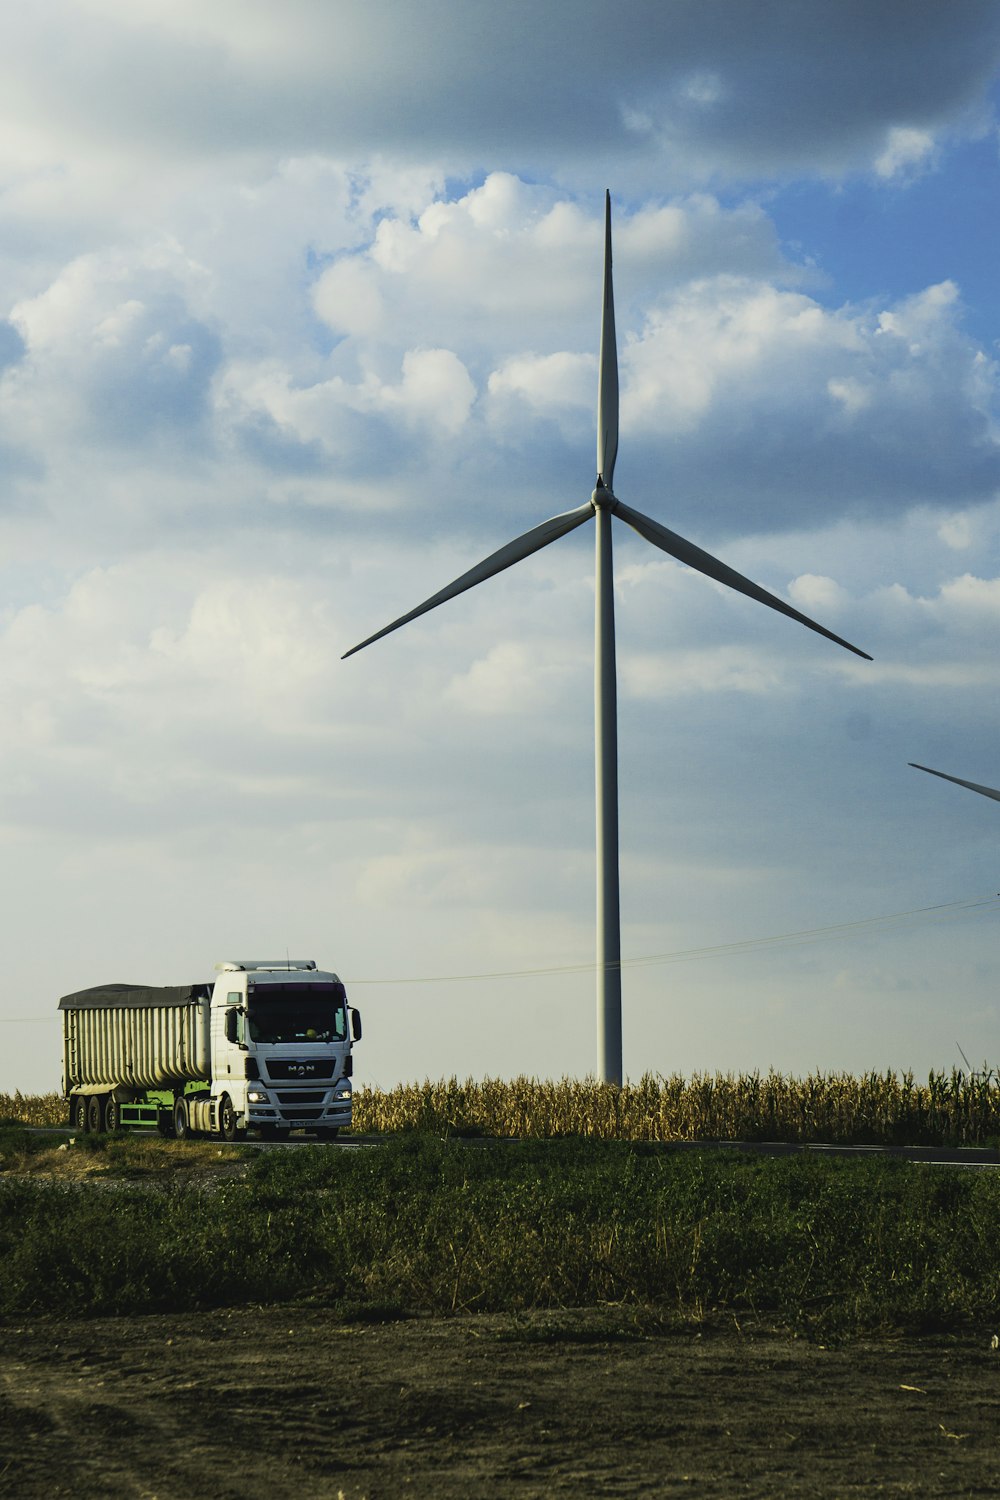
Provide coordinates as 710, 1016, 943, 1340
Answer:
60, 959, 361, 1141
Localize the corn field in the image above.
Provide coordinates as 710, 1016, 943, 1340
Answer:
0, 1092, 65, 1127
6, 1070, 1000, 1145
351, 1070, 1000, 1146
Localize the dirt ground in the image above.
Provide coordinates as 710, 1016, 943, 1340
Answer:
2, 1308, 1000, 1498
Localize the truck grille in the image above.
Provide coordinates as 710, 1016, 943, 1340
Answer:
266, 1061, 337, 1080
279, 1107, 323, 1121
275, 1091, 325, 1104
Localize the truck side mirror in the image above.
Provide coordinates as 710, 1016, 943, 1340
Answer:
225, 1008, 238, 1045
351, 1008, 362, 1042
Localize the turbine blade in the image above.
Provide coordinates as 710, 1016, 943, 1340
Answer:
597, 189, 619, 490
909, 763, 1000, 803
342, 500, 595, 659
613, 499, 872, 661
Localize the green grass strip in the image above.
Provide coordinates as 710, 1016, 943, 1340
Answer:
1, 1137, 998, 1336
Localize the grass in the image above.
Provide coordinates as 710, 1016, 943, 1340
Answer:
0, 1126, 245, 1180
2, 1132, 1000, 1337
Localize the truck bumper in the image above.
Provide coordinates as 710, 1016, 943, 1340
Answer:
246, 1097, 352, 1132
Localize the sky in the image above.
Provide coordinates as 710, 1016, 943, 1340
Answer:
4, 0, 1000, 1093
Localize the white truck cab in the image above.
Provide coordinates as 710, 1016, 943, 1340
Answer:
202, 959, 361, 1140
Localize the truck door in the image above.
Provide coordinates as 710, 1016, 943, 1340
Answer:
221, 990, 244, 1077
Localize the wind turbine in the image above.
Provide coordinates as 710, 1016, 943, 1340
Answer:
344, 191, 871, 1085
909, 763, 1000, 804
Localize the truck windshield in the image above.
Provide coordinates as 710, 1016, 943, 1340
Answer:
247, 984, 348, 1045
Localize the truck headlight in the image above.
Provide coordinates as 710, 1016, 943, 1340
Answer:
247, 1088, 270, 1104
336, 1086, 352, 1100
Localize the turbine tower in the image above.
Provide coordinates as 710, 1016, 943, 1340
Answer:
909, 763, 1000, 803
344, 192, 871, 1084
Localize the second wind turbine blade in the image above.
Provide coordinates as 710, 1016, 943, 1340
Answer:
613, 498, 872, 661
342, 500, 595, 659
597, 189, 618, 490
909, 763, 1000, 803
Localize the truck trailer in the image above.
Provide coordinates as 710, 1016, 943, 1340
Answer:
60, 959, 361, 1140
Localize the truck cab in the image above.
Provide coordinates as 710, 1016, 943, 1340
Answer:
199, 959, 360, 1139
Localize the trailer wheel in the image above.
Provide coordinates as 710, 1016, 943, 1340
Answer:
72, 1095, 89, 1133
218, 1095, 238, 1142
86, 1095, 105, 1134
105, 1096, 122, 1133
173, 1097, 189, 1141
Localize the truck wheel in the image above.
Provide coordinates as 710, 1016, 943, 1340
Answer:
218, 1095, 238, 1142
105, 1096, 122, 1133
173, 1097, 189, 1141
72, 1095, 89, 1133
86, 1095, 105, 1134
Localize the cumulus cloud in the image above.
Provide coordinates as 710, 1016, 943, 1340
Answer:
269, 177, 1000, 544
619, 276, 1000, 533
874, 125, 938, 179
938, 514, 976, 550
1, 136, 998, 601
445, 638, 588, 717
312, 177, 598, 362
6, 244, 221, 452
5, 166, 998, 557
787, 574, 851, 614
215, 345, 475, 484
0, 546, 378, 850
312, 177, 799, 372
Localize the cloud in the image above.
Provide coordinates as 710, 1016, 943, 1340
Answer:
486, 353, 596, 449
874, 125, 937, 180
445, 638, 587, 717
219, 176, 1000, 546
1, 144, 997, 602
7, 244, 222, 451
618, 276, 1000, 533
0, 2, 996, 190
0, 546, 384, 851
5, 166, 998, 561
215, 346, 476, 483
312, 177, 597, 362
787, 574, 850, 613
312, 178, 800, 369
621, 644, 786, 698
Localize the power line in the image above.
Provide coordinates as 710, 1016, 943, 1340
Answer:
3, 892, 997, 1019
343, 892, 1000, 987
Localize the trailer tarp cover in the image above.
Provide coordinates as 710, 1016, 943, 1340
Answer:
58, 983, 210, 1011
